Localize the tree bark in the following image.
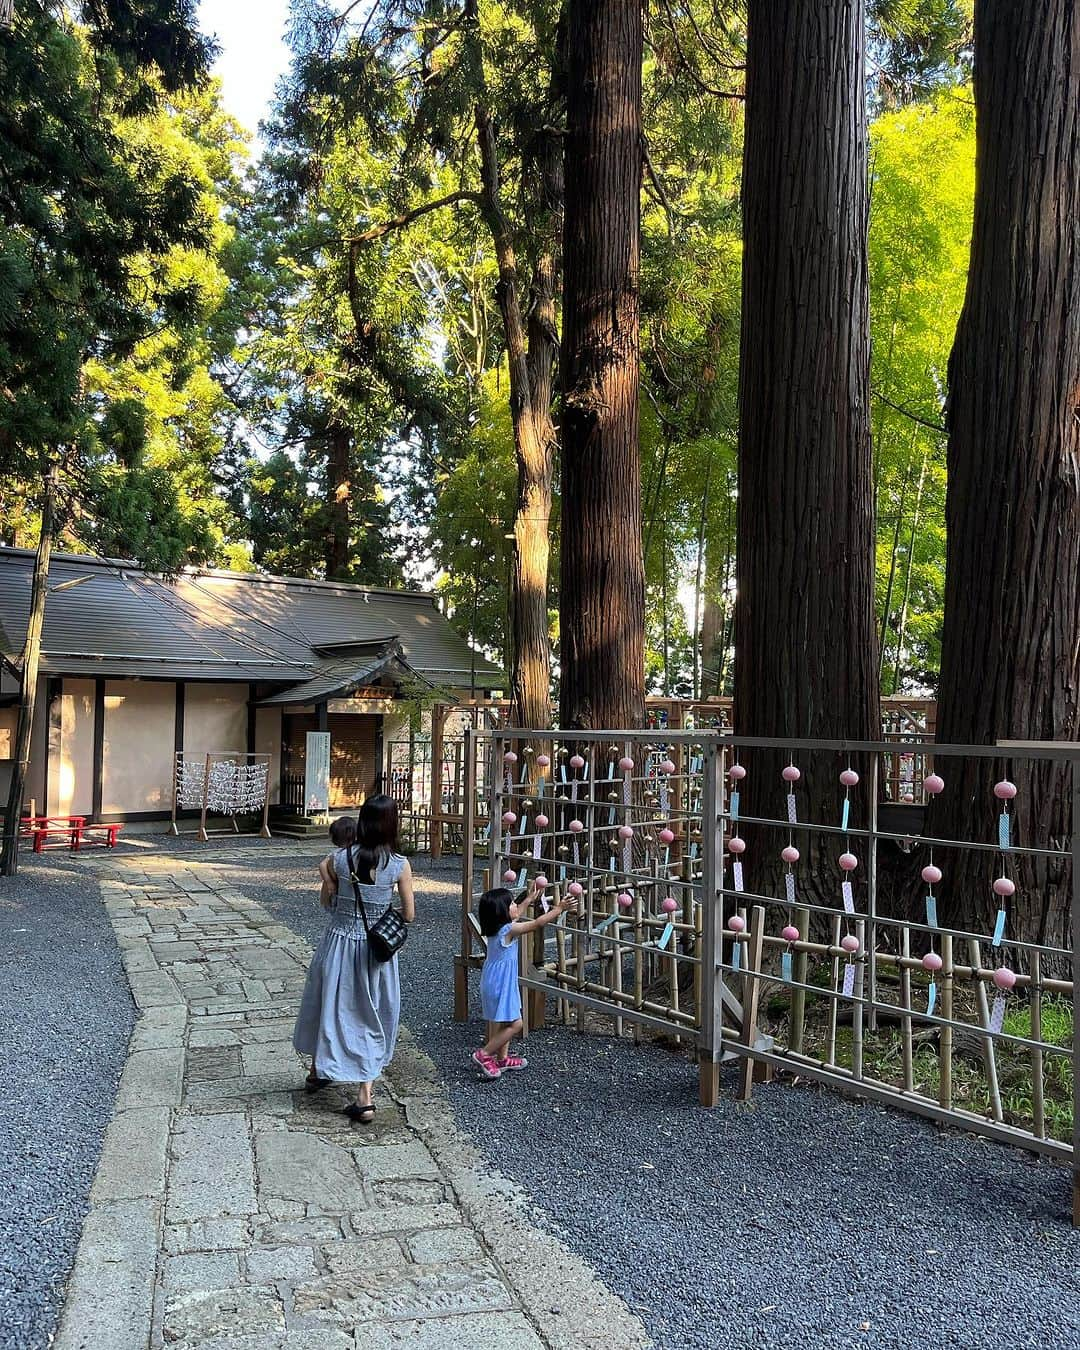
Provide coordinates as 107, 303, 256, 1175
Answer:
933, 0, 1080, 953
559, 0, 645, 731
325, 425, 351, 581
1, 470, 56, 876
734, 0, 878, 891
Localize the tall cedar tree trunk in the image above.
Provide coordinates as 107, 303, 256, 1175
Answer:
559, 0, 645, 731
1, 472, 56, 876
735, 1, 878, 892
466, 0, 560, 730
933, 0, 1080, 953
326, 425, 350, 580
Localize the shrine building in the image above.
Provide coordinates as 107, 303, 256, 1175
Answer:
0, 547, 503, 825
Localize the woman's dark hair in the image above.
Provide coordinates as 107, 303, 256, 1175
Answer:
349, 794, 400, 884
477, 887, 514, 937
329, 816, 356, 848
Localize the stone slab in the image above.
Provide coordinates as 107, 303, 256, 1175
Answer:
164, 1250, 242, 1291
162, 1286, 286, 1349
115, 1046, 184, 1110
167, 1112, 256, 1222
52, 1197, 158, 1350
90, 1105, 170, 1202
406, 1227, 485, 1264
245, 1243, 319, 1284
291, 1261, 512, 1326
360, 1311, 546, 1350
164, 1217, 250, 1254
351, 1139, 440, 1183
255, 1130, 364, 1211
319, 1238, 404, 1275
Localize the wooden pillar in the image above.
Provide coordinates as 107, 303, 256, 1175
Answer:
90, 677, 105, 822
430, 702, 446, 859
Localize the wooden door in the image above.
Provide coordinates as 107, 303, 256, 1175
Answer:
328, 715, 376, 808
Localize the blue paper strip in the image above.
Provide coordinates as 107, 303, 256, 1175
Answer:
593, 913, 618, 935
729, 790, 740, 822
781, 952, 793, 983
841, 797, 851, 832
998, 812, 1011, 851
656, 921, 675, 951
731, 941, 741, 972
925, 895, 938, 929
992, 908, 1006, 947
927, 981, 937, 1016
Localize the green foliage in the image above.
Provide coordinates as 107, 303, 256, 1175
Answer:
869, 87, 975, 691
0, 1, 243, 571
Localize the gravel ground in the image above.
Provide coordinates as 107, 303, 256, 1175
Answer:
12, 837, 1074, 1350
216, 846, 1080, 1350
0, 858, 133, 1350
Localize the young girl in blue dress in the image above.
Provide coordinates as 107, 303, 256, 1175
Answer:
472, 881, 574, 1079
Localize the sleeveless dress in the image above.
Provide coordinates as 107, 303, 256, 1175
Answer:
480, 922, 521, 1022
292, 848, 405, 1082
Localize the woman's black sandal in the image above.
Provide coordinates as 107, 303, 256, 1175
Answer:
305, 1072, 331, 1093
344, 1101, 376, 1124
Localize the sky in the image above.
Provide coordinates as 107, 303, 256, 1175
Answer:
198, 0, 293, 138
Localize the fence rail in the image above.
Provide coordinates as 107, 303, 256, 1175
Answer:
457, 726, 1079, 1225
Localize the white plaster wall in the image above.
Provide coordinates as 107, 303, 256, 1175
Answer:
103, 681, 175, 814
254, 706, 282, 803
184, 683, 248, 757
49, 678, 95, 816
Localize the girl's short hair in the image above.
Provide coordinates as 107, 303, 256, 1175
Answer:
477, 887, 514, 936
329, 816, 356, 847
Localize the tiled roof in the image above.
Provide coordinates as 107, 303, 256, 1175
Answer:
0, 548, 504, 693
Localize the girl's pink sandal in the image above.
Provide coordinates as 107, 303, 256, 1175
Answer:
496, 1053, 528, 1071
471, 1049, 502, 1079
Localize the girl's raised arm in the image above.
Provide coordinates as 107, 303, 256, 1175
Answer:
509, 897, 574, 938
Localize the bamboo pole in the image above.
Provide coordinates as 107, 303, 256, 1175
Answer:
900, 926, 914, 1092
939, 932, 954, 1111
825, 913, 842, 1067
737, 905, 767, 1101
968, 937, 1003, 1122
1029, 949, 1045, 1140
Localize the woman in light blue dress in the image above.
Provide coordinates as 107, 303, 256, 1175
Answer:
293, 795, 414, 1122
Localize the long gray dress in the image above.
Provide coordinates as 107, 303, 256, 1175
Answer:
292, 848, 405, 1082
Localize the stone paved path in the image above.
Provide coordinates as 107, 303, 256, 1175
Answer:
56, 852, 647, 1350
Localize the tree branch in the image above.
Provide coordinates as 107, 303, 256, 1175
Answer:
350, 190, 483, 245
872, 390, 946, 433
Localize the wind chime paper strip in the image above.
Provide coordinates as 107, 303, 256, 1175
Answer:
781, 951, 793, 983
729, 790, 740, 822
622, 768, 632, 873
925, 895, 938, 928
784, 871, 796, 905
659, 775, 670, 816
786, 793, 797, 825
733, 860, 744, 893
656, 921, 675, 951
607, 760, 617, 826
989, 993, 1006, 1034
841, 797, 851, 832
841, 881, 855, 914
992, 908, 1007, 947
842, 963, 855, 999
927, 982, 937, 1017
731, 941, 741, 972
593, 912, 619, 936
998, 812, 1011, 851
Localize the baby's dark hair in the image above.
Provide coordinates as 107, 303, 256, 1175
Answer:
477, 886, 514, 937
329, 816, 356, 847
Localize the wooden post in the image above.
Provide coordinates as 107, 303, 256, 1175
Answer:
455, 725, 478, 1021
1071, 766, 1079, 1228
429, 703, 445, 858
698, 738, 724, 1107
736, 903, 766, 1101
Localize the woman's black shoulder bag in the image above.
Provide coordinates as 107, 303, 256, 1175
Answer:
349, 846, 408, 962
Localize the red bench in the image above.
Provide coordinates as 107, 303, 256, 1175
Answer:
73, 823, 123, 850
20, 815, 85, 852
